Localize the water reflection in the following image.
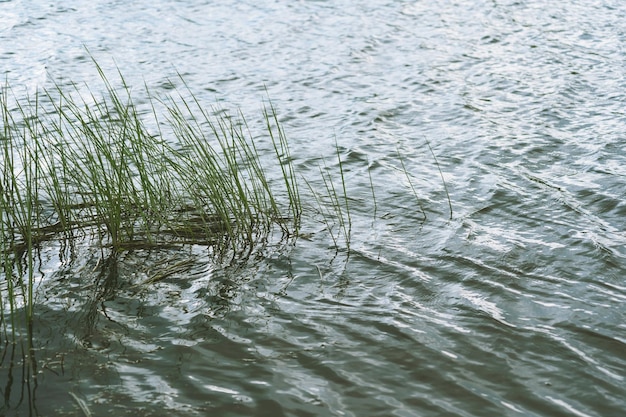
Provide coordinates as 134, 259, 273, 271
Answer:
1, 240, 291, 415
1, 335, 38, 415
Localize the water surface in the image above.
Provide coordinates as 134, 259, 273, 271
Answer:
1, 0, 625, 416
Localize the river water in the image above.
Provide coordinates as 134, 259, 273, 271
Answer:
1, 0, 625, 416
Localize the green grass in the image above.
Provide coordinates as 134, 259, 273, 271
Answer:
1, 66, 300, 255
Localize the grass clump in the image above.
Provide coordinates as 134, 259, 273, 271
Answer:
0, 63, 302, 337
0, 63, 301, 260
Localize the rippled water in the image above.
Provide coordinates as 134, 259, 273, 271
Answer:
2, 0, 626, 416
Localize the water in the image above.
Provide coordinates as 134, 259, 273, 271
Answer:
2, 0, 625, 415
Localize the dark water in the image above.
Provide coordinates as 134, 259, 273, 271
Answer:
2, 0, 625, 416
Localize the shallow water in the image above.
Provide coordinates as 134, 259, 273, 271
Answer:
2, 0, 626, 416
